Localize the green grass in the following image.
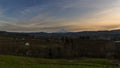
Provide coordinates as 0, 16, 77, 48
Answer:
0, 55, 119, 68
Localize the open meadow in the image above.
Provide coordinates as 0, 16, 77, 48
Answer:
0, 55, 119, 68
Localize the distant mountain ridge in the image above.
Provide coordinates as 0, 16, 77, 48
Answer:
1, 29, 120, 37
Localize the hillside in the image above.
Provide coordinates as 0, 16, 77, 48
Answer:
0, 30, 120, 59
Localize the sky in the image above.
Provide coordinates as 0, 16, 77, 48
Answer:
0, 0, 120, 32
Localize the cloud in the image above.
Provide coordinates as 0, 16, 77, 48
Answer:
0, 0, 120, 32
19, 5, 48, 18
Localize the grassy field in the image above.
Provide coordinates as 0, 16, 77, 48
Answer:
0, 55, 119, 68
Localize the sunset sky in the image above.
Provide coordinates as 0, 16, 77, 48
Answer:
0, 0, 120, 32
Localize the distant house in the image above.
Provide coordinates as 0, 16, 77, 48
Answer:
25, 42, 30, 46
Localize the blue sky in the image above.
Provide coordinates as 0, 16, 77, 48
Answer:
0, 0, 120, 32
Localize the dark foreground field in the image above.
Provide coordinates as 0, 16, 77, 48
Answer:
0, 55, 119, 68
